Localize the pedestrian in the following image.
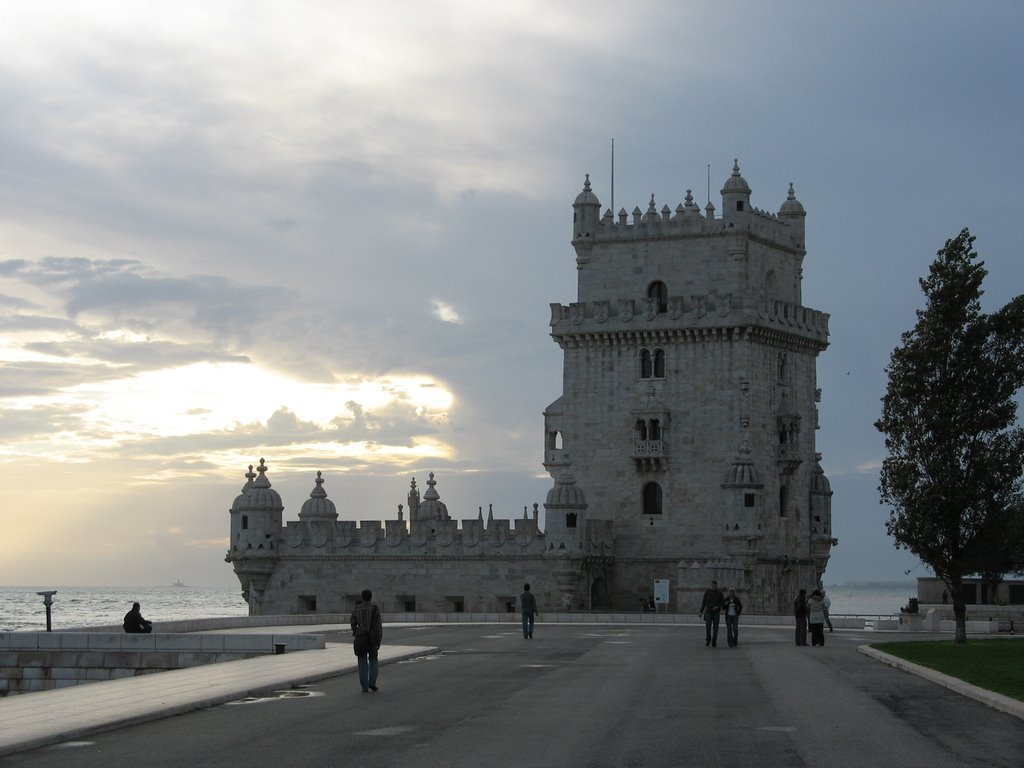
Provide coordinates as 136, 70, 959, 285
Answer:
520, 583, 539, 639
822, 588, 834, 632
793, 588, 808, 646
350, 589, 383, 692
723, 588, 743, 647
807, 589, 826, 646
122, 602, 153, 633
699, 579, 725, 647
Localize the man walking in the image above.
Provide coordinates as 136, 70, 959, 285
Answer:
350, 589, 383, 692
520, 583, 539, 639
699, 580, 725, 647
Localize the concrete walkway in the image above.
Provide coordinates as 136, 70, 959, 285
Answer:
2, 623, 1022, 759
0, 626, 438, 758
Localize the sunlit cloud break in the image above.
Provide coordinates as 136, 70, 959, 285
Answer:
432, 299, 463, 324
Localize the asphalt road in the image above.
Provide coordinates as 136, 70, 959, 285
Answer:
4, 623, 1022, 768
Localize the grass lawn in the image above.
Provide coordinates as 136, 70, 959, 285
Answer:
872, 638, 1024, 702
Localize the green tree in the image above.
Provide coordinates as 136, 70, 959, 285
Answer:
876, 229, 1024, 642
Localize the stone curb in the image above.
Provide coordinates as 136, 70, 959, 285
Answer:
857, 645, 1024, 721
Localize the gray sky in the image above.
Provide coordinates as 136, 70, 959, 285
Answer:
1, 1, 1021, 588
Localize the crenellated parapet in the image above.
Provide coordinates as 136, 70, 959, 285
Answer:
549, 292, 829, 347
227, 466, 615, 571
588, 198, 803, 251
572, 162, 807, 260
274, 515, 547, 556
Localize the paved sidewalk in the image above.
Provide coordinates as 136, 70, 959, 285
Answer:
0, 629, 438, 758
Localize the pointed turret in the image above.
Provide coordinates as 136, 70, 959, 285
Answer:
778, 182, 806, 248
572, 174, 601, 246
720, 159, 752, 226
298, 471, 338, 521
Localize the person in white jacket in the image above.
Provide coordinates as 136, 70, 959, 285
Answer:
806, 590, 826, 646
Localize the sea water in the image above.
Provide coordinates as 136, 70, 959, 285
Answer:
2, 581, 917, 633
1, 585, 249, 633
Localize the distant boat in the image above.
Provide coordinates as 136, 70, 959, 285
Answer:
170, 580, 187, 588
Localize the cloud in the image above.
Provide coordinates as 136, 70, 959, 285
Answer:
431, 300, 463, 324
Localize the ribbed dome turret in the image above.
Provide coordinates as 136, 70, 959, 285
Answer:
722, 444, 763, 487
299, 471, 338, 520
573, 174, 601, 207
246, 458, 283, 511
721, 159, 751, 195
811, 459, 832, 495
545, 476, 587, 508
723, 460, 761, 487
417, 472, 450, 522
779, 182, 806, 217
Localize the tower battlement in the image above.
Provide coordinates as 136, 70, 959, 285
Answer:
549, 293, 829, 346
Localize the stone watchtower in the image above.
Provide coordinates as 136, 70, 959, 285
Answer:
544, 161, 834, 613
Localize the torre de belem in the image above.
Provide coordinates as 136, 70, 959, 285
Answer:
226, 161, 835, 616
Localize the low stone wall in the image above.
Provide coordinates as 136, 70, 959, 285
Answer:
0, 632, 324, 696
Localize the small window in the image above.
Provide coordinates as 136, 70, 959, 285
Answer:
649, 419, 661, 440
736, 201, 744, 212
648, 281, 668, 313
744, 493, 755, 508
640, 349, 653, 378
653, 349, 665, 378
636, 419, 648, 440
566, 512, 578, 528
642, 482, 663, 515
298, 595, 317, 613
241, 515, 248, 530
779, 486, 788, 518
446, 597, 464, 613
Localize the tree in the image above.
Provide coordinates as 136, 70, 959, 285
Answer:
876, 228, 1024, 642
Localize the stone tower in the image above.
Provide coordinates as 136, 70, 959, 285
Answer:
543, 161, 834, 613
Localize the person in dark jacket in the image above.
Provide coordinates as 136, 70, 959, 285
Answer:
699, 580, 725, 647
123, 602, 152, 633
723, 589, 743, 647
520, 583, 539, 639
350, 589, 383, 692
794, 589, 809, 646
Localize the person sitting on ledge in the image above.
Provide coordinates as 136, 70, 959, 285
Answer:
123, 601, 153, 633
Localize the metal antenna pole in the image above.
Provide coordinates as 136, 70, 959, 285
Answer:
611, 138, 615, 215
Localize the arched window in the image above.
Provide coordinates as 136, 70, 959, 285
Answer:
649, 419, 661, 440
635, 419, 647, 440
653, 349, 665, 378
647, 281, 668, 313
642, 482, 663, 515
779, 485, 788, 518
640, 349, 653, 378
566, 512, 578, 529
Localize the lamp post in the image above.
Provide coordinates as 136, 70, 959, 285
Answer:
36, 590, 57, 632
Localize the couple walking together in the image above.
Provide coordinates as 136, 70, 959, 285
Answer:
699, 580, 743, 647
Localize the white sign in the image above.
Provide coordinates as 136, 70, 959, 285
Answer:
653, 579, 670, 605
